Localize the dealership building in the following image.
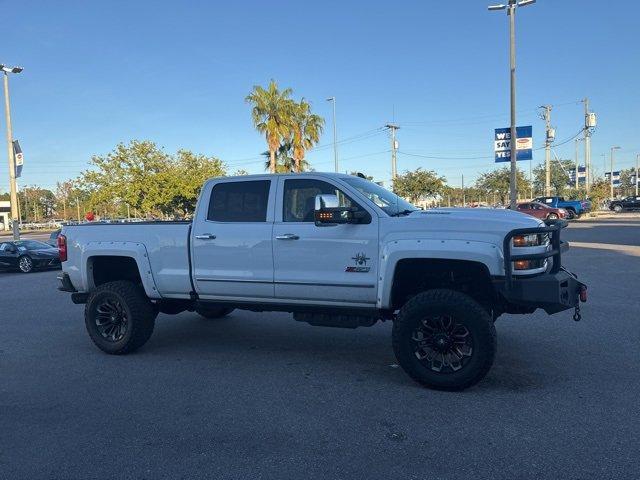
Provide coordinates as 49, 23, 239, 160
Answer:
0, 200, 11, 230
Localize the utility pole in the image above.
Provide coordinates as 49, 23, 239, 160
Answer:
582, 98, 595, 195
1, 64, 23, 239
540, 105, 553, 196
575, 138, 579, 190
610, 146, 620, 199
386, 124, 400, 180
636, 154, 639, 196
488, 0, 536, 209
326, 97, 338, 172
76, 196, 81, 222
462, 174, 466, 206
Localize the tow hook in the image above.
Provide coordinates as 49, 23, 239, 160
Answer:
573, 304, 581, 322
573, 285, 587, 322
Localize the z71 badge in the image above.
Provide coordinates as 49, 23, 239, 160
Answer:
346, 252, 371, 273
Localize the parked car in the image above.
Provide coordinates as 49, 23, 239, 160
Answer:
57, 173, 586, 391
532, 196, 589, 219
47, 229, 62, 246
516, 202, 567, 221
0, 239, 61, 273
609, 196, 640, 213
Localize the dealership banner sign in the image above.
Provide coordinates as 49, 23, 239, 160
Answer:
568, 166, 587, 186
494, 126, 533, 162
13, 140, 23, 178
605, 171, 621, 187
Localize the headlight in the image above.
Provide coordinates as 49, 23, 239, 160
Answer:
513, 234, 541, 247
514, 259, 546, 270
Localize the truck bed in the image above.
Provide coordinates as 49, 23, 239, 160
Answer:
62, 221, 193, 298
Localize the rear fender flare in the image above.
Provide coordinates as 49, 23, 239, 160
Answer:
81, 241, 161, 299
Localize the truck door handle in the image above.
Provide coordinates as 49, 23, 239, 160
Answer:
195, 233, 216, 240
275, 233, 299, 240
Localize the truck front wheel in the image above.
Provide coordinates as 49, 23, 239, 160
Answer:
85, 280, 157, 354
392, 289, 496, 391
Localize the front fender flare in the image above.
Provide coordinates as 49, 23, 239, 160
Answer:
377, 239, 502, 309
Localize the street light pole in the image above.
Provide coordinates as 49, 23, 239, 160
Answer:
636, 154, 639, 196
1, 64, 23, 239
610, 146, 620, 199
489, 0, 536, 209
326, 97, 338, 172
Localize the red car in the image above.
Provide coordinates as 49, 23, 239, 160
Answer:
516, 201, 567, 220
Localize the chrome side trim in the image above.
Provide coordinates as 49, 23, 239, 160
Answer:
195, 278, 375, 289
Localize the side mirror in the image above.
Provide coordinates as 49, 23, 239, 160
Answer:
314, 194, 354, 225
6, 245, 17, 253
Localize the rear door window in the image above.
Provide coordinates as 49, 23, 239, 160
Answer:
207, 180, 271, 222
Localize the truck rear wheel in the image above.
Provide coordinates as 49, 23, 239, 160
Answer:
84, 280, 157, 355
196, 305, 234, 319
392, 289, 496, 391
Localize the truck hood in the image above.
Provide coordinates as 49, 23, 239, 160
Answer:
379, 207, 543, 246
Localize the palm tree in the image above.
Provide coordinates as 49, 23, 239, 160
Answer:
291, 99, 324, 173
245, 80, 295, 173
261, 141, 310, 173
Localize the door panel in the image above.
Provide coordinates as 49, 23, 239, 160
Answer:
273, 177, 378, 305
192, 179, 275, 299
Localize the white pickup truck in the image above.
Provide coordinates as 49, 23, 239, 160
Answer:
57, 173, 587, 390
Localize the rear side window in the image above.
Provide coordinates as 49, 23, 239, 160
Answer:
207, 180, 271, 222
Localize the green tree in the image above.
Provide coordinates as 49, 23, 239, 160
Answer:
246, 80, 295, 174
532, 159, 573, 197
81, 140, 172, 214
20, 186, 56, 221
154, 150, 226, 216
619, 167, 638, 197
588, 179, 610, 208
476, 167, 531, 204
393, 168, 446, 204
80, 140, 227, 218
291, 99, 324, 172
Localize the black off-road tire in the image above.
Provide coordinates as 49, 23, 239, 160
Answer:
613, 204, 623, 213
392, 289, 496, 391
85, 280, 157, 355
565, 209, 576, 220
196, 305, 234, 319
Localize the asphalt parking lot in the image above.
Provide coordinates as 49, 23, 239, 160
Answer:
2, 218, 639, 479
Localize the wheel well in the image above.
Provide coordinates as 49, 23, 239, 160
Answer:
89, 256, 142, 288
390, 259, 496, 311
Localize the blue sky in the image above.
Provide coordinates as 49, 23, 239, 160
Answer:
2, 0, 638, 192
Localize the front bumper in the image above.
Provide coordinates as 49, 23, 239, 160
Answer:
494, 268, 585, 314
499, 224, 587, 314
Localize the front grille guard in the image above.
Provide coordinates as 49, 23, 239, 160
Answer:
503, 223, 564, 291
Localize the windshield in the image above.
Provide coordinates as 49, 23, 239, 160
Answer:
341, 176, 418, 216
15, 240, 51, 250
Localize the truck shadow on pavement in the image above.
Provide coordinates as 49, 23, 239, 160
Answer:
143, 311, 558, 393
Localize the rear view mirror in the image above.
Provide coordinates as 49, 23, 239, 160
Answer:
314, 194, 353, 225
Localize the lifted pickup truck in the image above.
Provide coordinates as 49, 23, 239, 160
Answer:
58, 173, 587, 390
533, 196, 590, 219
